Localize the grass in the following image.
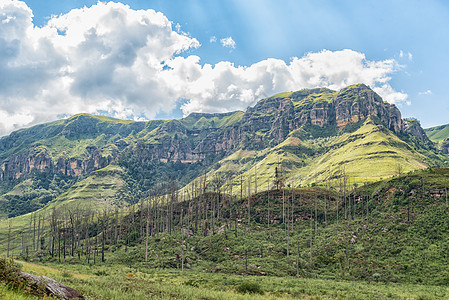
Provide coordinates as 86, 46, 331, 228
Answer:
8, 260, 449, 299
425, 124, 449, 144
295, 117, 428, 185
45, 164, 126, 211
4, 169, 449, 298
180, 117, 431, 197
180, 111, 244, 131
0, 284, 37, 299
268, 91, 293, 99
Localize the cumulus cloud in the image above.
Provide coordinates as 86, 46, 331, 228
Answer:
0, 0, 199, 135
220, 36, 236, 49
209, 36, 217, 43
179, 50, 407, 115
0, 0, 407, 136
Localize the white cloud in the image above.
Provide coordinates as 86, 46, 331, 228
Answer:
179, 50, 408, 115
0, 0, 200, 135
0, 1, 408, 136
399, 50, 413, 61
220, 36, 236, 49
209, 36, 216, 43
419, 89, 432, 95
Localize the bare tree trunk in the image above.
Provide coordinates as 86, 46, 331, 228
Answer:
85, 215, 90, 264
309, 208, 313, 267
180, 208, 184, 272
7, 221, 11, 258
296, 225, 300, 277
287, 188, 290, 257
247, 179, 251, 231
101, 212, 105, 263
267, 190, 271, 240
444, 180, 448, 209
254, 166, 258, 194
33, 213, 36, 252
314, 191, 318, 236
114, 208, 118, 246
37, 216, 41, 252
345, 230, 350, 270
145, 201, 150, 263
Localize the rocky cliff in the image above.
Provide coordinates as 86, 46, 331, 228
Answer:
0, 84, 431, 183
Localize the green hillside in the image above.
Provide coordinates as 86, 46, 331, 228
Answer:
425, 124, 449, 144
0, 84, 446, 221
3, 168, 449, 299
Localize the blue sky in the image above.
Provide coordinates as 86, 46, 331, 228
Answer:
0, 0, 448, 134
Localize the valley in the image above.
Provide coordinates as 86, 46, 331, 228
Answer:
1, 85, 449, 299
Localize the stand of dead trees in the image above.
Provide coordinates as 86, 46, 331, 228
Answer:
7, 167, 441, 274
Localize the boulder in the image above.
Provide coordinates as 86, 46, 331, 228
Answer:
20, 272, 84, 300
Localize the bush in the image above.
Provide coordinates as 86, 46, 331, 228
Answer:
93, 270, 109, 276
0, 257, 45, 296
0, 257, 22, 288
61, 270, 73, 278
235, 281, 264, 294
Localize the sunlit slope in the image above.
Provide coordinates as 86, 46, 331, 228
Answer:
297, 117, 428, 184
425, 124, 449, 144
0, 164, 127, 255
45, 164, 126, 211
179, 117, 431, 195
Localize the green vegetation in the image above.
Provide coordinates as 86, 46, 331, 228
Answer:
1, 259, 448, 299
425, 123, 449, 144
1, 85, 449, 299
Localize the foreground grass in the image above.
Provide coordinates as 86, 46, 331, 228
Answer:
0, 284, 36, 300
11, 260, 449, 299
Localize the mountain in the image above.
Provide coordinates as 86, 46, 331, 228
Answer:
425, 123, 449, 154
0, 84, 446, 218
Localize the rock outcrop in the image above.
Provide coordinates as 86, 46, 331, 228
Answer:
0, 84, 428, 182
20, 272, 84, 299
403, 118, 431, 143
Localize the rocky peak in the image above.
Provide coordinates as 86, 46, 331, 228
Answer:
403, 118, 431, 143
241, 84, 405, 142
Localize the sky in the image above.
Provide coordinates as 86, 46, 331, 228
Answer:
0, 0, 448, 136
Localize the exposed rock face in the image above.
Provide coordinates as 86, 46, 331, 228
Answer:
333, 85, 403, 132
440, 139, 449, 154
238, 84, 405, 143
20, 272, 84, 299
403, 119, 431, 143
0, 84, 427, 182
0, 146, 115, 181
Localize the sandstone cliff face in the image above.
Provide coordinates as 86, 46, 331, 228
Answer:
237, 84, 404, 143
403, 119, 431, 143
128, 84, 418, 162
0, 84, 428, 182
0, 146, 115, 180
333, 85, 403, 132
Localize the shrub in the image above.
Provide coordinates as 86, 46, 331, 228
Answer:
0, 257, 46, 297
0, 257, 22, 288
61, 270, 73, 278
93, 270, 109, 276
235, 281, 264, 294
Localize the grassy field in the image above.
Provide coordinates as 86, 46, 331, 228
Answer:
2, 260, 448, 299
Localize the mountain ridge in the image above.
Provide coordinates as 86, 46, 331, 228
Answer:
0, 84, 446, 218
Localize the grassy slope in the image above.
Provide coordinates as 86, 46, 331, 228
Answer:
45, 164, 126, 211
5, 260, 447, 299
4, 169, 449, 298
297, 117, 428, 184
425, 124, 449, 144
0, 165, 126, 256
179, 117, 430, 197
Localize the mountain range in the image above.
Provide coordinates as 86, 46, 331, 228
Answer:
0, 83, 447, 218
